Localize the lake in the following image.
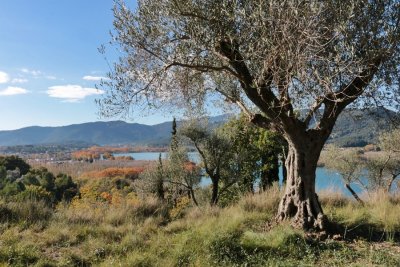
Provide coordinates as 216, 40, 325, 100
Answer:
114, 152, 365, 197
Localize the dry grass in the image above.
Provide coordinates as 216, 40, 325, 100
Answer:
0, 186, 398, 266
319, 187, 350, 207
238, 183, 281, 214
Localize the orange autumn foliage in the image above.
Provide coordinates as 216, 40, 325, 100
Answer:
71, 150, 101, 161
184, 161, 197, 172
82, 167, 144, 179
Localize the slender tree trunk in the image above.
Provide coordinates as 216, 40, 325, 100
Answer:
260, 155, 269, 191
156, 177, 164, 201
189, 188, 199, 206
345, 183, 364, 205
211, 177, 219, 205
260, 154, 279, 191
276, 140, 327, 230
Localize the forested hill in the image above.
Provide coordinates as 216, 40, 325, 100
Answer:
328, 107, 397, 147
0, 115, 229, 146
0, 109, 395, 147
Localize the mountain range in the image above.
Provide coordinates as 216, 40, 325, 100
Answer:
0, 109, 396, 147
0, 115, 229, 147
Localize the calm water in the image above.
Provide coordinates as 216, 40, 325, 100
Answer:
114, 152, 365, 197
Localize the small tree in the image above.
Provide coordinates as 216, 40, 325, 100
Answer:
180, 122, 235, 205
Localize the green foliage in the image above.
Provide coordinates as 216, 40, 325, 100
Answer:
179, 115, 285, 206
0, 157, 77, 204
21, 173, 40, 186
137, 120, 201, 209
54, 173, 78, 202
180, 121, 234, 205
138, 147, 201, 210
219, 114, 285, 192
0, 155, 31, 175
16, 185, 53, 203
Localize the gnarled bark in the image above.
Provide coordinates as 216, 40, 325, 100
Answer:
276, 139, 328, 230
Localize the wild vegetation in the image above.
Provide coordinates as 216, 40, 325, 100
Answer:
0, 117, 400, 266
0, 183, 398, 266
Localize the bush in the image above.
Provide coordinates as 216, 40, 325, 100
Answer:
16, 185, 53, 204
0, 155, 31, 175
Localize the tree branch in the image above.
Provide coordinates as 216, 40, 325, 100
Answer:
216, 39, 282, 116
165, 62, 239, 78
318, 57, 383, 133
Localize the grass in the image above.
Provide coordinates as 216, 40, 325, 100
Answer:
0, 188, 398, 266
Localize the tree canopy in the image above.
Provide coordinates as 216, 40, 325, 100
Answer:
100, 0, 400, 130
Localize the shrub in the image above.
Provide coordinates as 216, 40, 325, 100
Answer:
16, 185, 53, 204
82, 167, 144, 180
0, 155, 31, 175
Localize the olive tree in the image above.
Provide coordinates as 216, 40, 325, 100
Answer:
180, 122, 235, 205
99, 0, 400, 229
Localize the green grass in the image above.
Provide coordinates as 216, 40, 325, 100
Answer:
0, 189, 398, 266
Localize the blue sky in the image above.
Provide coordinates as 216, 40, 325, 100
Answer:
0, 0, 174, 130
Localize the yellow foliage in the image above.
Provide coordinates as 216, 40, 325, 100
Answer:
100, 192, 112, 203
110, 188, 123, 206
169, 196, 191, 219
79, 184, 99, 200
126, 192, 140, 206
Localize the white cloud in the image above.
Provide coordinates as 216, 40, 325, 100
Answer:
11, 78, 28, 84
21, 68, 42, 76
83, 75, 109, 81
0, 71, 10, 84
45, 75, 57, 80
47, 85, 104, 102
0, 86, 29, 96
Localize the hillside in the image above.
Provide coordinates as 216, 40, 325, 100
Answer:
0, 115, 230, 147
328, 107, 397, 147
0, 110, 395, 147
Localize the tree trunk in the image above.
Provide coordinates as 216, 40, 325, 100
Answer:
345, 183, 364, 205
156, 177, 164, 201
189, 187, 199, 206
211, 177, 219, 205
260, 154, 279, 191
276, 142, 327, 230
